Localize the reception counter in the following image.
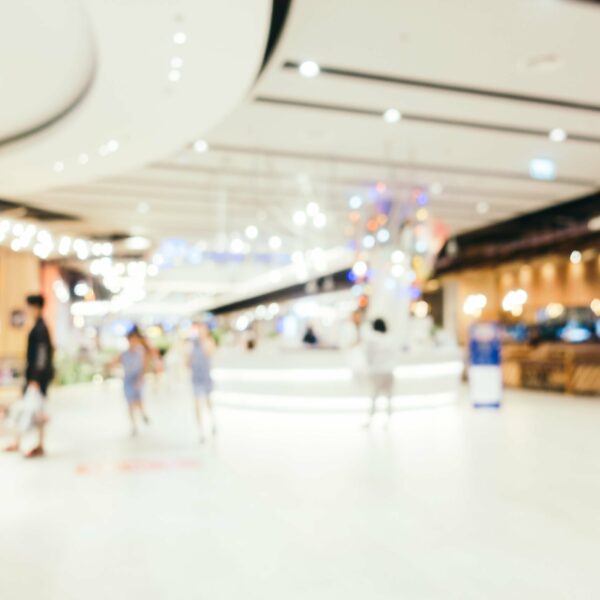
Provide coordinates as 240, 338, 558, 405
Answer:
211, 345, 464, 412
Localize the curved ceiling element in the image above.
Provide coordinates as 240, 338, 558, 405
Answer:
0, 0, 95, 144
0, 0, 272, 195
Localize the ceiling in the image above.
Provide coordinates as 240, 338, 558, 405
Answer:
2, 0, 600, 312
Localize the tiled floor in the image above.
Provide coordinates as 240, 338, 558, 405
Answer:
1, 377, 600, 599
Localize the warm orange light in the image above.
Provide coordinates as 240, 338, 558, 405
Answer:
375, 182, 387, 193
349, 212, 361, 223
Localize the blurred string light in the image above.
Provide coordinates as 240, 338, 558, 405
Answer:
0, 220, 116, 261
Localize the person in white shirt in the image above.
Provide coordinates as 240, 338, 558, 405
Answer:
364, 318, 396, 427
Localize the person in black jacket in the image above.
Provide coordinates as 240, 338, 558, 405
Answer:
5, 294, 54, 458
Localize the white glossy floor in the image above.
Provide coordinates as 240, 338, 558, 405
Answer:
2, 380, 600, 599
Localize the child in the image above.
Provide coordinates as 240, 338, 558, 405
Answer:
364, 318, 396, 427
189, 322, 216, 443
117, 327, 150, 436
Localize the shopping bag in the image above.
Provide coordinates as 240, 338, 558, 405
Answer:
11, 385, 45, 434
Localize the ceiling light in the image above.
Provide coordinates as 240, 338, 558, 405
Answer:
12, 223, 24, 236
392, 264, 405, 278
376, 228, 390, 243
476, 201, 490, 215
245, 225, 258, 240
268, 235, 282, 250
78, 153, 89, 165
348, 195, 363, 210
74, 281, 89, 297
306, 201, 319, 217
588, 215, 600, 232
416, 208, 428, 221
352, 261, 368, 278
230, 238, 245, 254
107, 139, 119, 153
429, 182, 443, 195
363, 235, 375, 249
58, 237, 72, 256
529, 158, 556, 181
173, 31, 187, 45
53, 161, 64, 173
391, 250, 405, 264
299, 60, 320, 78
125, 236, 151, 251
549, 128, 567, 143
293, 211, 307, 226
193, 139, 209, 153
168, 69, 181, 82
91, 243, 103, 257
313, 213, 327, 228
570, 250, 582, 264
383, 108, 401, 123
171, 56, 183, 69
101, 242, 113, 256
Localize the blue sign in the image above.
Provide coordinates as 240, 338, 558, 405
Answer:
469, 322, 502, 408
469, 322, 501, 366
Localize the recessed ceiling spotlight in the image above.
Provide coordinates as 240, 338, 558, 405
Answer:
476, 201, 490, 215
53, 161, 64, 173
293, 211, 307, 226
193, 139, 209, 153
529, 158, 556, 181
549, 128, 567, 143
173, 31, 187, 45
299, 60, 320, 78
306, 201, 319, 217
245, 225, 258, 240
429, 182, 443, 195
107, 139, 119, 153
313, 213, 327, 228
78, 153, 89, 165
383, 108, 401, 123
168, 69, 181, 82
268, 235, 282, 250
570, 250, 582, 264
171, 56, 183, 69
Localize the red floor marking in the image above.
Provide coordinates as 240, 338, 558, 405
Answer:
75, 458, 201, 475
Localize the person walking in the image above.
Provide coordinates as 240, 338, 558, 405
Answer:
117, 327, 150, 436
189, 322, 216, 443
363, 318, 396, 427
4, 294, 54, 458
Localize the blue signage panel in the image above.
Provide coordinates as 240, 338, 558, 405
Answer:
469, 322, 501, 366
469, 322, 502, 408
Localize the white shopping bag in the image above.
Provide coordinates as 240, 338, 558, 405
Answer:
11, 385, 45, 434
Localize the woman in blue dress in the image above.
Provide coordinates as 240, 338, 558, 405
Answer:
118, 327, 150, 436
189, 322, 216, 443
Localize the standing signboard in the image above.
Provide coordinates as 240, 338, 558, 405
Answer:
469, 321, 502, 408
